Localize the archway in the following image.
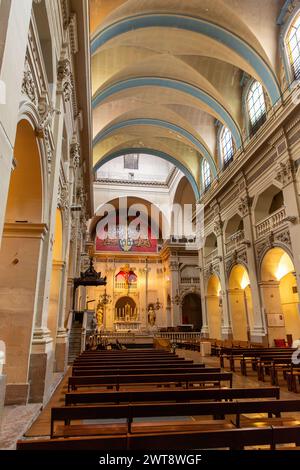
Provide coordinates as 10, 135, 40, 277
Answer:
228, 265, 253, 342
181, 293, 202, 331
0, 119, 44, 403
48, 208, 64, 368
206, 274, 222, 340
261, 247, 300, 347
115, 296, 137, 322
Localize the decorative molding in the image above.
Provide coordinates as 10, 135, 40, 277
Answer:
70, 142, 81, 168
275, 228, 292, 248
169, 260, 179, 272
60, 0, 70, 29
21, 56, 37, 104
38, 95, 58, 130
238, 195, 251, 217
225, 249, 248, 274
95, 178, 169, 188
255, 230, 292, 262
213, 219, 223, 236
275, 159, 295, 186
58, 183, 70, 211
57, 58, 73, 102
69, 13, 79, 54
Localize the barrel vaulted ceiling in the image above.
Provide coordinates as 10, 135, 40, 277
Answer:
90, 0, 285, 196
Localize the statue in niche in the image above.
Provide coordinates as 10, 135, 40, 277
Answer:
147, 305, 156, 327
96, 300, 104, 328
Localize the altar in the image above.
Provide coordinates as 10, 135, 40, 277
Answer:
114, 297, 141, 331
114, 321, 141, 331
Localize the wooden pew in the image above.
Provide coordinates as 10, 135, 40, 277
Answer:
73, 359, 193, 367
68, 371, 233, 391
71, 366, 214, 377
65, 386, 280, 406
17, 427, 275, 450
50, 399, 300, 438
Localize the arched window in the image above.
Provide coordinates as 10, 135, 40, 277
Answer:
202, 159, 211, 189
220, 127, 234, 166
286, 13, 300, 80
247, 81, 266, 134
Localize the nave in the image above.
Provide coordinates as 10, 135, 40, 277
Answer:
12, 345, 300, 450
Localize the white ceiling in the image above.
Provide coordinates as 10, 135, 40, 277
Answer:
96, 153, 178, 184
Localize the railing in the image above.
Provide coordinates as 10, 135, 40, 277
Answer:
204, 248, 218, 265
180, 277, 200, 284
255, 207, 286, 238
156, 332, 203, 342
115, 282, 137, 290
225, 230, 245, 253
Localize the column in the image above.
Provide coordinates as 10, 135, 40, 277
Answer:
55, 260, 69, 372
0, 222, 47, 404
169, 259, 180, 326
28, 88, 65, 403
198, 248, 209, 337
238, 195, 267, 343
213, 217, 232, 339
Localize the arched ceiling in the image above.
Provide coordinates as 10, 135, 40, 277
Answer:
90, 0, 284, 197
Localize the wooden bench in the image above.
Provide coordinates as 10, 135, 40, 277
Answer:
68, 371, 233, 391
50, 398, 300, 438
65, 386, 280, 406
286, 364, 300, 392
71, 366, 216, 377
16, 427, 275, 450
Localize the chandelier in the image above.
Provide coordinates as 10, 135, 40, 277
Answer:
154, 298, 163, 310
98, 288, 112, 306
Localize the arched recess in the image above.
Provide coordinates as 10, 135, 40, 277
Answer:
171, 176, 196, 239
181, 293, 202, 330
94, 148, 200, 200
91, 196, 168, 247
115, 296, 137, 322
206, 274, 222, 340
260, 247, 300, 347
47, 208, 64, 360
228, 264, 253, 342
0, 119, 45, 403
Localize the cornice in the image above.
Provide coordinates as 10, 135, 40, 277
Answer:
3, 222, 48, 239
94, 178, 169, 188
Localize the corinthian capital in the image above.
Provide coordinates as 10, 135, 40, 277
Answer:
275, 160, 295, 187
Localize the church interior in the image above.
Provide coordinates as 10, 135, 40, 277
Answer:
2, 0, 300, 454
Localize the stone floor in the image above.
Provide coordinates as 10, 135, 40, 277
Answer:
0, 372, 63, 450
0, 404, 41, 450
